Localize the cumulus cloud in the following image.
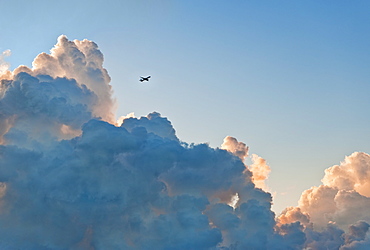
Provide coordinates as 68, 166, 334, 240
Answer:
278, 207, 312, 229
0, 50, 11, 76
0, 36, 301, 249
116, 112, 135, 126
322, 152, 370, 197
295, 152, 370, 231
278, 204, 370, 249
221, 136, 249, 160
0, 36, 369, 249
221, 136, 270, 190
249, 154, 271, 190
120, 111, 178, 141
7, 35, 115, 123
0, 72, 96, 146
0, 115, 299, 249
277, 152, 370, 249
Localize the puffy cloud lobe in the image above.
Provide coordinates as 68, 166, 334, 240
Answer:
276, 222, 307, 249
116, 111, 135, 126
249, 154, 271, 190
344, 221, 370, 245
0, 72, 95, 146
0, 50, 10, 76
0, 35, 116, 146
8, 35, 115, 123
293, 221, 370, 249
322, 152, 370, 197
221, 136, 249, 160
207, 199, 307, 249
121, 111, 178, 141
304, 223, 346, 250
279, 208, 370, 249
298, 185, 339, 229
296, 153, 370, 231
277, 152, 370, 249
221, 136, 270, 191
278, 207, 312, 229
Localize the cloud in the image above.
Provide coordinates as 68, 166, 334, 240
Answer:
296, 152, 370, 231
0, 36, 307, 249
116, 112, 135, 126
322, 152, 370, 197
278, 152, 370, 249
10, 35, 115, 123
0, 72, 95, 146
221, 135, 249, 160
221, 136, 270, 190
344, 221, 370, 246
0, 50, 11, 76
0, 36, 369, 249
0, 116, 297, 249
120, 111, 178, 141
278, 206, 312, 229
249, 154, 271, 190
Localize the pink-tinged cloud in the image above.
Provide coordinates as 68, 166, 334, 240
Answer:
221, 136, 270, 190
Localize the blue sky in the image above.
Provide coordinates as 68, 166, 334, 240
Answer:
1, 0, 370, 213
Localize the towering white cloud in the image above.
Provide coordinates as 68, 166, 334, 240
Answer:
5, 35, 115, 123
0, 35, 117, 146
0, 36, 369, 249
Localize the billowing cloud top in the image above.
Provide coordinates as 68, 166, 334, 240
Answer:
0, 50, 11, 75
0, 36, 369, 249
1, 35, 115, 125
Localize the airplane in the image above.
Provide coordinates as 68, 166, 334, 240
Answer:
139, 76, 151, 82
